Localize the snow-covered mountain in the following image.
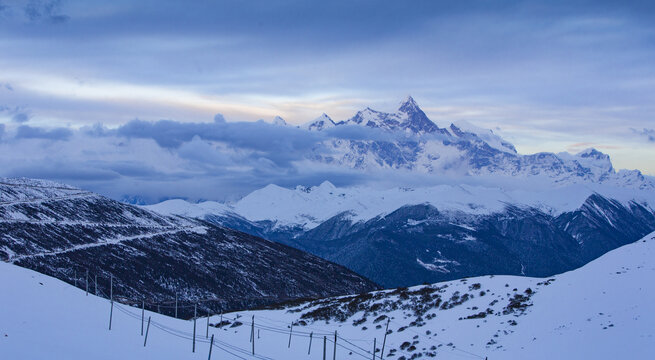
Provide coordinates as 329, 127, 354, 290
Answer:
3, 231, 654, 359
147, 180, 655, 287
294, 96, 653, 189
145, 97, 655, 287
0, 177, 378, 316
300, 113, 336, 131
149, 180, 655, 231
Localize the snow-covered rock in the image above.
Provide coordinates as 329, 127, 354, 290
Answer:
300, 113, 336, 131
272, 116, 287, 126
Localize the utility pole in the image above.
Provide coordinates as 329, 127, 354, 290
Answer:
251, 315, 255, 355
308, 331, 313, 355
380, 318, 390, 359
372, 338, 376, 360
108, 274, 113, 330
193, 303, 197, 353
143, 316, 151, 347
208, 334, 214, 360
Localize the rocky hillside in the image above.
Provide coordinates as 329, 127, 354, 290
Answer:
0, 178, 378, 316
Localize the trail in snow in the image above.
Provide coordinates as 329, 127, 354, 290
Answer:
7, 226, 207, 263
0, 192, 95, 206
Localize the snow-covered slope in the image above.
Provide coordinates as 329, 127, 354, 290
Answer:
3, 232, 654, 359
148, 181, 655, 231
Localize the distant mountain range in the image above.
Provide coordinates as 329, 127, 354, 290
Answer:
0, 178, 377, 316
281, 96, 651, 189
3, 97, 654, 307
144, 97, 655, 288
148, 182, 655, 288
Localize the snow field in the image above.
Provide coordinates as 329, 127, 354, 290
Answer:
3, 232, 655, 359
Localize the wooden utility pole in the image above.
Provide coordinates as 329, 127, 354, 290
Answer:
251, 315, 255, 355
206, 309, 210, 338
109, 274, 113, 330
380, 319, 389, 359
109, 301, 113, 330
144, 316, 151, 347
193, 303, 197, 353
333, 331, 337, 360
288, 323, 293, 348
372, 338, 376, 360
308, 331, 313, 355
208, 334, 214, 360
323, 336, 327, 360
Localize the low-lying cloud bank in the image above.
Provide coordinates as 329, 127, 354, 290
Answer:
2, 114, 651, 203
0, 116, 449, 202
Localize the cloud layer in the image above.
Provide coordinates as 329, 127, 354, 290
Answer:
1, 1, 655, 199
0, 116, 427, 202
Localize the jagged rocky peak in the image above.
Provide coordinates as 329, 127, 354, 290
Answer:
300, 113, 336, 131
397, 95, 420, 114
272, 116, 287, 126
337, 96, 448, 135
577, 148, 610, 161
397, 95, 450, 135
563, 148, 614, 174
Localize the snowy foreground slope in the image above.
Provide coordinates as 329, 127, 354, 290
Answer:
2, 232, 654, 359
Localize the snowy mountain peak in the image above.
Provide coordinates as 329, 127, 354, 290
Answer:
450, 121, 517, 154
272, 116, 287, 126
398, 95, 420, 113
577, 148, 609, 161
397, 96, 448, 135
337, 97, 447, 135
254, 98, 652, 191
300, 113, 336, 131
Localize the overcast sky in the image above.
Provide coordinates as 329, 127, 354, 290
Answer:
1, 0, 654, 201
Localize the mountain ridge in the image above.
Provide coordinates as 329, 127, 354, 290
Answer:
264, 97, 653, 190
0, 177, 379, 315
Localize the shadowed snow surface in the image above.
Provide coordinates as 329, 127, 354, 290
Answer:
1, 232, 654, 359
